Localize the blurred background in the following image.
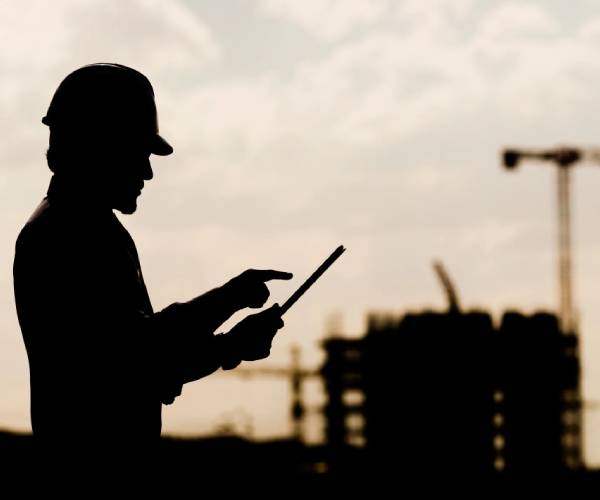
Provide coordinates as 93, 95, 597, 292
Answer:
4, 0, 600, 484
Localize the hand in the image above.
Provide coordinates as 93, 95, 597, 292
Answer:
226, 269, 293, 309
225, 303, 284, 364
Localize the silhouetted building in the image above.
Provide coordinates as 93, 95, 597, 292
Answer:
321, 309, 581, 476
497, 312, 581, 473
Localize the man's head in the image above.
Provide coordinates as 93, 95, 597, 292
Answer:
43, 63, 172, 214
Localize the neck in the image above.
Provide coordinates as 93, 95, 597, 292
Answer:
46, 173, 113, 216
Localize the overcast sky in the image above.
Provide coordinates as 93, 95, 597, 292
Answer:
4, 0, 600, 464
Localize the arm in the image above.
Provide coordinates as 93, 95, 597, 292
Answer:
14, 224, 230, 407
15, 222, 288, 408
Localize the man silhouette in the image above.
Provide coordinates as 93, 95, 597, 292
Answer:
12, 63, 291, 469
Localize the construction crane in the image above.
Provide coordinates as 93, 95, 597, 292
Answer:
501, 146, 600, 335
502, 146, 589, 471
432, 260, 461, 313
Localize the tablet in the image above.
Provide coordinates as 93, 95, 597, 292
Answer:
280, 245, 346, 316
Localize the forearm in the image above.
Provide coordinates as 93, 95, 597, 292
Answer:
180, 282, 245, 333
149, 302, 242, 392
178, 333, 240, 383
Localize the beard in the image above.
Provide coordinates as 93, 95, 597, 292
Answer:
112, 192, 139, 214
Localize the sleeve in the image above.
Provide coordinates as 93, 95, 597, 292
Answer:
152, 286, 245, 398
148, 300, 228, 404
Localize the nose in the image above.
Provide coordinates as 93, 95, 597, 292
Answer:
142, 157, 153, 181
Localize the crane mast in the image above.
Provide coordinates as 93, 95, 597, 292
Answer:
502, 146, 584, 334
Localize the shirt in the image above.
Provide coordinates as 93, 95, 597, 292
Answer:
13, 174, 232, 451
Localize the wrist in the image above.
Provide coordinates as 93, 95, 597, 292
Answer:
215, 332, 242, 370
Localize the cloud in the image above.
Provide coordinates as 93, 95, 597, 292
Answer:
0, 0, 219, 82
63, 0, 221, 72
478, 2, 560, 40
578, 16, 600, 45
393, 0, 475, 39
200, 2, 599, 151
0, 0, 220, 171
258, 0, 388, 42
143, 1, 600, 295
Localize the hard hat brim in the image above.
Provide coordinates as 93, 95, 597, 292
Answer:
151, 134, 173, 156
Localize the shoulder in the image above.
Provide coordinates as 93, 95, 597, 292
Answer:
26, 197, 51, 226
15, 198, 89, 260
16, 199, 53, 251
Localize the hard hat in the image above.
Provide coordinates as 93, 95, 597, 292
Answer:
42, 63, 173, 156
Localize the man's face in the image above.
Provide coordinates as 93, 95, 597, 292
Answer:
96, 140, 154, 215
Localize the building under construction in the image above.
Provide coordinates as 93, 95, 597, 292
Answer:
321, 308, 581, 476
318, 145, 593, 477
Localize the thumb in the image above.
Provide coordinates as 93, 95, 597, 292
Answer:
269, 303, 284, 328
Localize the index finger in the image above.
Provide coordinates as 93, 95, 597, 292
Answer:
252, 269, 293, 282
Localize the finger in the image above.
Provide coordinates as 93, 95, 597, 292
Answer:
252, 270, 293, 282
246, 347, 270, 361
248, 286, 269, 308
271, 307, 284, 327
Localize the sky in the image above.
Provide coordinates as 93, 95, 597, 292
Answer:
4, 0, 600, 464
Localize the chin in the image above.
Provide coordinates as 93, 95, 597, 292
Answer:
114, 198, 138, 215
